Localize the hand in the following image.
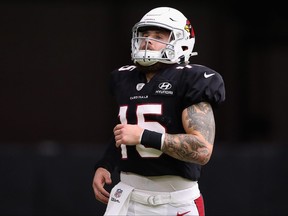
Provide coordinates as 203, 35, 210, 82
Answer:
113, 124, 144, 147
92, 167, 112, 204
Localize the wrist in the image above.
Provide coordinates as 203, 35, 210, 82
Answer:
140, 129, 164, 150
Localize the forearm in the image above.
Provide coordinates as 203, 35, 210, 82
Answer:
139, 129, 212, 165
161, 133, 212, 165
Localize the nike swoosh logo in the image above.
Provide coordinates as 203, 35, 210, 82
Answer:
177, 210, 191, 216
204, 72, 215, 78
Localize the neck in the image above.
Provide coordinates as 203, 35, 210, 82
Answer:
136, 62, 176, 82
145, 72, 156, 83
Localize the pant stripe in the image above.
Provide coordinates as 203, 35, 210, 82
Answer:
194, 194, 205, 216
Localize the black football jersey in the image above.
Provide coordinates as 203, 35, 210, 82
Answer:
96, 63, 225, 181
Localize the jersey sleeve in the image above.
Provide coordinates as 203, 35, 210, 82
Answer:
94, 67, 127, 173
93, 136, 121, 173
108, 68, 119, 96
181, 64, 225, 108
108, 65, 135, 97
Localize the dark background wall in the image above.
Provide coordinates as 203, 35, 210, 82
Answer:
1, 1, 287, 215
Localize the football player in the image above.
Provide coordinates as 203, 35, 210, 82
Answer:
92, 6, 225, 216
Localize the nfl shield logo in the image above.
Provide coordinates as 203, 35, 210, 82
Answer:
114, 188, 123, 198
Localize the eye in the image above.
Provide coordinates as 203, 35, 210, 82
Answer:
142, 33, 149, 37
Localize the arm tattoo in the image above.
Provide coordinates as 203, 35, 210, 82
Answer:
186, 102, 215, 144
162, 102, 215, 164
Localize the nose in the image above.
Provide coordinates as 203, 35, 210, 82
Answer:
140, 38, 152, 50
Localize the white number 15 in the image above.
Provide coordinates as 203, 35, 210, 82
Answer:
118, 104, 165, 159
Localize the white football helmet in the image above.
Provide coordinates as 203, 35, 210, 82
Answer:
131, 7, 197, 66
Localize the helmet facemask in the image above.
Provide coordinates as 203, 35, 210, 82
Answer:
131, 25, 176, 66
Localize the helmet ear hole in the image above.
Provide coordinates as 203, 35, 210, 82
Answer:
182, 46, 188, 51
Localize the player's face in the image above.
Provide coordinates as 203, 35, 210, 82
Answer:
139, 29, 170, 51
